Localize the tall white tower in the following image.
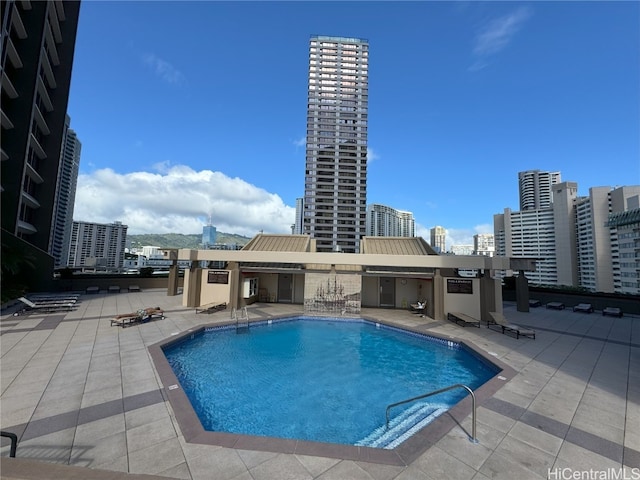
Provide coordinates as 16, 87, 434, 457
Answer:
518, 170, 561, 210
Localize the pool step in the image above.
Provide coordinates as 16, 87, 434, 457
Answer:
356, 402, 448, 449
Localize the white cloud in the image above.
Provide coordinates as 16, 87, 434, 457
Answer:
470, 7, 532, 71
446, 224, 493, 251
415, 223, 493, 251
142, 53, 186, 85
366, 147, 379, 163
292, 136, 306, 148
73, 165, 295, 236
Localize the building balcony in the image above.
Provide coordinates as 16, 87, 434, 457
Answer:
1, 70, 19, 99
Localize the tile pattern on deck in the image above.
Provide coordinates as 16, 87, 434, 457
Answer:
1, 290, 639, 480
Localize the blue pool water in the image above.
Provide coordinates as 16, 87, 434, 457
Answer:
164, 317, 498, 448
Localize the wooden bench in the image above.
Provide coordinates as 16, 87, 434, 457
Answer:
108, 286, 121, 294
448, 312, 481, 327
86, 286, 100, 294
195, 302, 227, 314
128, 285, 141, 292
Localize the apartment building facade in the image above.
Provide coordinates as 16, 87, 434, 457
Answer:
68, 221, 128, 270
473, 233, 495, 257
518, 169, 561, 210
366, 203, 415, 238
303, 35, 369, 253
49, 114, 81, 268
608, 201, 640, 295
496, 180, 640, 294
430, 226, 446, 253
1, 0, 81, 288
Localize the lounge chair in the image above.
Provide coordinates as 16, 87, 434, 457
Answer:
110, 307, 165, 327
546, 302, 565, 310
447, 312, 481, 327
572, 303, 594, 313
489, 312, 536, 339
602, 307, 623, 318
195, 302, 227, 314
16, 296, 75, 314
410, 301, 427, 317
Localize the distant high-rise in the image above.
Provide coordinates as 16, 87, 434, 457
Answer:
430, 226, 446, 253
49, 115, 81, 268
366, 204, 415, 237
518, 170, 561, 210
68, 221, 128, 270
293, 198, 304, 235
303, 35, 369, 253
495, 179, 640, 294
202, 217, 217, 247
473, 234, 495, 257
1, 0, 81, 288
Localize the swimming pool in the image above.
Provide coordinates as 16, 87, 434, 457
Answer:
162, 317, 500, 449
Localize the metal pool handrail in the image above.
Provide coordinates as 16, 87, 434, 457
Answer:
385, 383, 478, 443
1, 431, 18, 457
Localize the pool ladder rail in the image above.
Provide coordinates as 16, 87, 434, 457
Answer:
385, 383, 478, 444
232, 307, 249, 334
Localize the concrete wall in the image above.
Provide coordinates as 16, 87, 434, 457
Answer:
54, 276, 184, 293
442, 277, 481, 319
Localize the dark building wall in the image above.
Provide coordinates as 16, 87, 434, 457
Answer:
1, 0, 81, 293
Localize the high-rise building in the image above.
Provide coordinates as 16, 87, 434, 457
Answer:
518, 170, 561, 210
49, 115, 81, 268
68, 221, 128, 270
366, 204, 415, 238
293, 198, 304, 235
303, 35, 369, 253
451, 245, 473, 255
430, 226, 446, 253
473, 234, 495, 257
496, 178, 640, 293
1, 0, 81, 289
202, 217, 217, 247
575, 186, 640, 293
608, 195, 640, 295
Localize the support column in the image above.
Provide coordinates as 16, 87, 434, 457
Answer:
186, 261, 201, 308
228, 262, 240, 310
167, 260, 179, 296
515, 270, 530, 312
433, 269, 445, 321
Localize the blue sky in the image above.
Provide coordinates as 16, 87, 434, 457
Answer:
68, 1, 639, 248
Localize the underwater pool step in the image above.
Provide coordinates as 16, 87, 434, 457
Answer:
356, 402, 448, 449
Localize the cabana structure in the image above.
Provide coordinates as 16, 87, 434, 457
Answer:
169, 234, 534, 324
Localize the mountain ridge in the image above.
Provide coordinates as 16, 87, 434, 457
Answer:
127, 232, 252, 250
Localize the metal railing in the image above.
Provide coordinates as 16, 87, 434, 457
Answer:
232, 307, 249, 333
385, 383, 478, 444
1, 431, 18, 457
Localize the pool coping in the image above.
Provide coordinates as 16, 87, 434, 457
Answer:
147, 316, 516, 466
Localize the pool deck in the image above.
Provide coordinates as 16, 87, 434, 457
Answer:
1, 289, 638, 479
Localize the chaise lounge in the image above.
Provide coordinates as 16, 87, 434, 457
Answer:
110, 307, 165, 327
489, 311, 536, 339
410, 301, 427, 317
572, 303, 594, 313
16, 296, 76, 315
448, 312, 481, 327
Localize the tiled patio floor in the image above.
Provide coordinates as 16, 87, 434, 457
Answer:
1, 289, 638, 479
